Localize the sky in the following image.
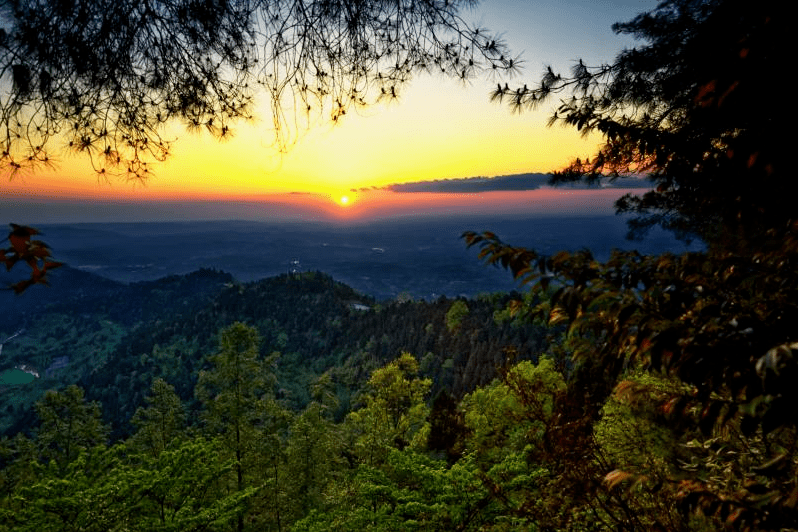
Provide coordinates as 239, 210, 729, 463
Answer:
1, 0, 658, 222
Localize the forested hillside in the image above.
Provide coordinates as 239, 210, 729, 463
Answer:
1, 0, 794, 529
1, 268, 566, 531
0, 267, 545, 439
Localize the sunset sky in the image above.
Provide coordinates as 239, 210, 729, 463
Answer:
1, 0, 657, 221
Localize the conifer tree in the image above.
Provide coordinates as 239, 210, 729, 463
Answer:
445, 299, 470, 333
0, 0, 517, 179
34, 385, 108, 472
285, 373, 343, 520
195, 322, 279, 532
130, 377, 186, 458
492, 0, 792, 252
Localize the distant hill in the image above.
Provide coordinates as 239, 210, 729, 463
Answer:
0, 265, 233, 330
1, 214, 701, 437
1, 268, 545, 440
14, 217, 701, 299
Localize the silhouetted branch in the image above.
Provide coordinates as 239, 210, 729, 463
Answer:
0, 0, 516, 179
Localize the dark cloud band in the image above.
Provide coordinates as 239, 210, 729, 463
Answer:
379, 173, 651, 193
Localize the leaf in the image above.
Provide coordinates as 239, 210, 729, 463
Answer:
604, 469, 633, 490
548, 306, 569, 326
8, 224, 40, 253
4, 224, 63, 293
725, 506, 744, 526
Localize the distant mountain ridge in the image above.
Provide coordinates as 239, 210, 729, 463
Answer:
1, 265, 234, 331
5, 217, 701, 300
1, 267, 545, 440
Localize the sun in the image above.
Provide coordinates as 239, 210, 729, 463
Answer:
331, 191, 357, 209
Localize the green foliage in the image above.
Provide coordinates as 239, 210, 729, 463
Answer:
445, 299, 469, 333
458, 359, 565, 527
592, 373, 691, 530
427, 389, 465, 462
195, 322, 282, 530
461, 359, 564, 462
293, 449, 493, 532
465, 233, 797, 529
132, 437, 256, 532
465, 2, 796, 526
0, 433, 37, 504
12, 445, 142, 532
130, 378, 186, 458
34, 385, 108, 471
195, 323, 276, 433
346, 353, 431, 466
1, 269, 544, 442
595, 373, 683, 471
284, 395, 343, 519
4, 438, 253, 532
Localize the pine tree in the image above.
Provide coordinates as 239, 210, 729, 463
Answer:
195, 322, 279, 532
0, 0, 518, 179
34, 385, 108, 472
493, 0, 792, 253
130, 378, 186, 458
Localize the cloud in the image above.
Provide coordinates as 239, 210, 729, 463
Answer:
378, 173, 652, 193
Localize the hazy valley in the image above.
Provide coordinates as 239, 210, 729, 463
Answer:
11, 214, 700, 299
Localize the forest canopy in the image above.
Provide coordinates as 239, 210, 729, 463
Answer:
1, 0, 796, 530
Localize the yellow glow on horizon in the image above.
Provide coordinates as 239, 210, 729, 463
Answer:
1, 76, 603, 202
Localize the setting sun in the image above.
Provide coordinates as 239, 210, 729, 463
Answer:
340, 195, 350, 205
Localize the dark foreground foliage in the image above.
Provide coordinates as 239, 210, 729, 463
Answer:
465, 0, 796, 528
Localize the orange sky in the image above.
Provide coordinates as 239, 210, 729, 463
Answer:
2, 76, 603, 202
0, 187, 640, 225
0, 0, 655, 215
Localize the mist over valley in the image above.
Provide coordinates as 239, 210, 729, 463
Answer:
16, 213, 701, 300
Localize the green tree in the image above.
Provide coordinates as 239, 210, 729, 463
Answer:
130, 377, 187, 458
293, 449, 492, 532
445, 299, 469, 333
195, 322, 278, 532
0, 433, 37, 527
461, 359, 565, 463
34, 385, 108, 471
592, 373, 694, 531
284, 373, 344, 522
427, 389, 465, 462
12, 445, 139, 532
346, 352, 431, 466
133, 437, 256, 532
458, 359, 563, 528
7, 438, 252, 532
466, 241, 796, 530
